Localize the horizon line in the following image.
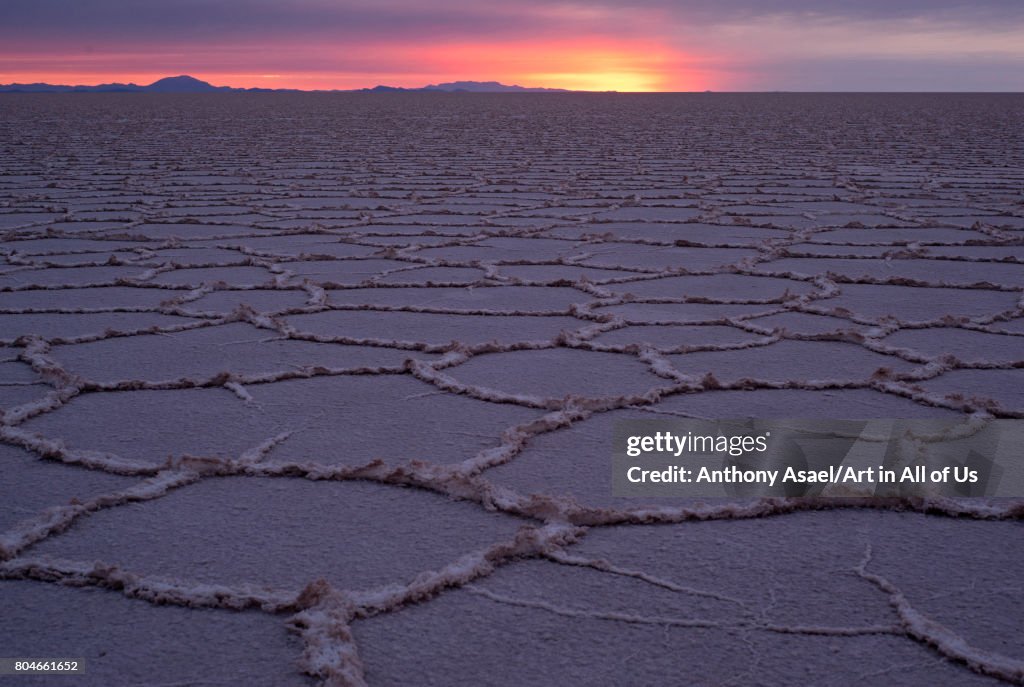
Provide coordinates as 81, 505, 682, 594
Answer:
3, 89, 1023, 94
1, 75, 1022, 95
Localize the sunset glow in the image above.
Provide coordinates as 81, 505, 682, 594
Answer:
0, 38, 703, 92
1, 1, 1022, 91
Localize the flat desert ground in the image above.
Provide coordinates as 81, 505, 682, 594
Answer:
1, 93, 1023, 686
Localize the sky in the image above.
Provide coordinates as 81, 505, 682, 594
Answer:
1, 1, 1023, 91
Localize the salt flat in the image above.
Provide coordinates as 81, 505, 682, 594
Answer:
1, 93, 1022, 686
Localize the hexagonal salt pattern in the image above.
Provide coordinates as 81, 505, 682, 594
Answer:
2, 93, 1022, 686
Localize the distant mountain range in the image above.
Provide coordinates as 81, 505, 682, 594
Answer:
402, 80, 567, 93
0, 75, 571, 93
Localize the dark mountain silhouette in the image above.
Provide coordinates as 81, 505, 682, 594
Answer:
143, 75, 230, 93
0, 75, 227, 93
356, 81, 566, 93
0, 75, 576, 93
0, 81, 144, 93
424, 81, 566, 92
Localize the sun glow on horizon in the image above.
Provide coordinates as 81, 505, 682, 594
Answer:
2, 1, 1022, 92
0, 37, 708, 92
393, 39, 698, 92
525, 71, 657, 92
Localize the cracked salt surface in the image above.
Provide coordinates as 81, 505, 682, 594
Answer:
1, 93, 1023, 686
